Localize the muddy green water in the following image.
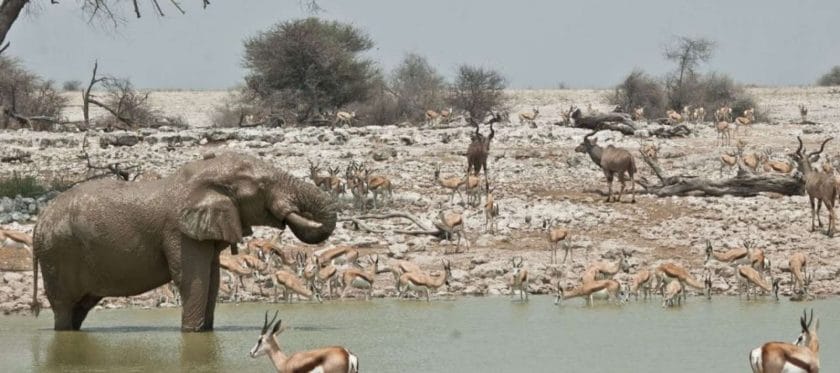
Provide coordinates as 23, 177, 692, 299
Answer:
0, 297, 836, 372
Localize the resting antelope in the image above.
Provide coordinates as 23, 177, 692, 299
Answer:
518, 107, 539, 127
484, 186, 499, 233
629, 268, 655, 301
666, 109, 683, 124
587, 250, 630, 280
554, 279, 624, 306
655, 263, 711, 301
764, 150, 796, 174
398, 259, 452, 301
509, 257, 529, 301
790, 137, 838, 236
250, 311, 359, 373
434, 164, 465, 204
339, 255, 380, 300
335, 111, 356, 127
749, 309, 820, 373
542, 219, 572, 265
575, 130, 637, 203
737, 265, 780, 300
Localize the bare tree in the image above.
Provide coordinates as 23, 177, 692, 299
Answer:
663, 36, 715, 109
449, 65, 506, 125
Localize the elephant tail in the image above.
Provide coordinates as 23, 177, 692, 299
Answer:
31, 250, 41, 317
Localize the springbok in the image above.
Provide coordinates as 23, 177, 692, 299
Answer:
484, 186, 499, 233
716, 121, 732, 146
542, 219, 572, 265
737, 265, 780, 301
434, 164, 465, 204
518, 107, 540, 127
335, 111, 356, 127
662, 280, 683, 308
425, 109, 440, 126
435, 211, 468, 252
631, 107, 645, 121
715, 105, 733, 123
629, 268, 656, 301
273, 269, 322, 303
749, 309, 820, 373
250, 311, 359, 373
691, 107, 706, 123
398, 259, 452, 301
219, 255, 253, 302
586, 250, 630, 281
735, 108, 755, 135
554, 279, 624, 306
655, 263, 712, 302
720, 150, 738, 176
340, 255, 380, 300
509, 256, 529, 301
385, 258, 423, 295
439, 107, 454, 123
799, 104, 809, 123
0, 228, 32, 254
363, 168, 392, 209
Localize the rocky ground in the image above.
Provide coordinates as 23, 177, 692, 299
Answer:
1, 86, 840, 315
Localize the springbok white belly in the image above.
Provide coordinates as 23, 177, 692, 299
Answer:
308, 366, 325, 373
780, 363, 809, 373
351, 278, 371, 289
590, 289, 611, 300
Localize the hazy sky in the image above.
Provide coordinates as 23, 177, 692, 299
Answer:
7, 0, 840, 89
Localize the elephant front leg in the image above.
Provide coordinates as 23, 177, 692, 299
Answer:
203, 255, 220, 330
178, 240, 216, 332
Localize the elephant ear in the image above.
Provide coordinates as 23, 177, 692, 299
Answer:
177, 188, 243, 244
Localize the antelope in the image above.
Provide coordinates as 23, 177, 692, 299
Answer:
434, 164, 465, 204
0, 228, 32, 253
743, 150, 767, 173
308, 161, 331, 191
764, 150, 796, 174
790, 137, 838, 236
398, 259, 452, 301
788, 252, 809, 295
273, 269, 322, 303
425, 109, 440, 126
662, 279, 683, 308
704, 240, 754, 274
335, 111, 356, 127
716, 121, 732, 146
691, 106, 706, 123
219, 255, 253, 302
719, 150, 738, 176
666, 109, 683, 124
655, 263, 711, 301
518, 107, 539, 127
799, 104, 809, 123
554, 279, 624, 306
464, 173, 483, 207
439, 107, 454, 123
640, 141, 658, 160
314, 246, 360, 269
250, 311, 359, 373
325, 167, 344, 197
466, 122, 494, 191
631, 107, 645, 121
575, 130, 637, 203
435, 211, 468, 251
629, 268, 655, 301
300, 253, 341, 300
749, 309, 820, 373
364, 168, 393, 209
509, 256, 529, 301
542, 219, 571, 265
735, 108, 755, 135
737, 265, 780, 300
346, 162, 368, 211
681, 105, 691, 122
586, 250, 630, 280
715, 105, 733, 123
484, 186, 499, 233
340, 255, 380, 300
386, 259, 423, 294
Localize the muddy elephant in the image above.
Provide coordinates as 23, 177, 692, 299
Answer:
32, 153, 337, 332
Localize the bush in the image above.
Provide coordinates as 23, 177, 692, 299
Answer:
353, 80, 401, 126
695, 72, 763, 121
242, 17, 379, 122
817, 66, 840, 86
94, 77, 163, 129
0, 173, 47, 199
448, 65, 507, 124
607, 69, 666, 118
62, 80, 82, 91
390, 53, 447, 121
0, 57, 67, 130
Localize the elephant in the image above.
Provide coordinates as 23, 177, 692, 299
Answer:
31, 153, 337, 332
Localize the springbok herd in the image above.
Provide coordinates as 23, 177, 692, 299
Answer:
2, 88, 839, 372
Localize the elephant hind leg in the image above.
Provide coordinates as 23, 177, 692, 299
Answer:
72, 295, 103, 330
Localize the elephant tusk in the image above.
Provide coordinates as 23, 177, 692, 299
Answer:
286, 212, 323, 229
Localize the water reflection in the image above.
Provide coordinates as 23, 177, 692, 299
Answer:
180, 332, 222, 372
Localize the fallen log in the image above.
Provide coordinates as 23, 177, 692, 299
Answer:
568, 107, 636, 135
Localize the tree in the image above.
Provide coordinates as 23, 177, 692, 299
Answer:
0, 1, 320, 54
817, 66, 840, 86
0, 56, 66, 130
242, 17, 379, 122
390, 53, 446, 121
449, 65, 506, 125
663, 36, 715, 109
607, 69, 666, 118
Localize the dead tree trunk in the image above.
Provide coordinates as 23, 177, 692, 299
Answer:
570, 111, 637, 135
637, 151, 804, 197
338, 213, 452, 239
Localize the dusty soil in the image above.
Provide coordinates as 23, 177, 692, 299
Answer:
1, 87, 839, 315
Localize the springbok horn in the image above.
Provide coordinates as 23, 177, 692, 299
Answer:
287, 213, 323, 229
262, 311, 270, 334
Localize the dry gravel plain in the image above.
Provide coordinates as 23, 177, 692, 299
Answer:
1, 86, 839, 314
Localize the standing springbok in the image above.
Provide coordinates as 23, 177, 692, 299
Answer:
250, 311, 359, 373
787, 252, 809, 295
518, 107, 540, 127
484, 186, 499, 233
439, 107, 454, 123
434, 164, 465, 204
691, 107, 706, 123
435, 211, 468, 252
735, 108, 755, 135
340, 255, 380, 300
737, 265, 780, 301
385, 258, 423, 294
749, 309, 820, 373
716, 121, 733, 146
363, 168, 392, 209
509, 256, 529, 301
0, 228, 32, 254
790, 137, 838, 236
799, 104, 809, 123
655, 263, 711, 301
398, 259, 452, 301
575, 130, 637, 203
715, 105, 733, 123
554, 279, 624, 306
273, 269, 322, 303
335, 111, 356, 127
587, 250, 630, 281
629, 268, 656, 301
720, 150, 738, 176
219, 255, 253, 302
425, 109, 440, 126
662, 279, 683, 308
542, 219, 572, 265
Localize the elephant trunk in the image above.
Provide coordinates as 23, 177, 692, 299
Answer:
279, 177, 338, 244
